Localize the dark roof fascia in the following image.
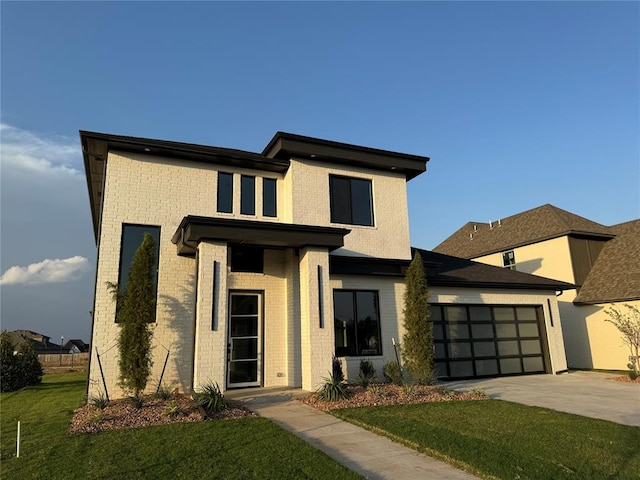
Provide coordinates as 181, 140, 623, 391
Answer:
262, 132, 428, 181
80, 131, 291, 241
172, 216, 350, 257
464, 230, 616, 259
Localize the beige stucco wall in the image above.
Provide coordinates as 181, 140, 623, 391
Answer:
475, 236, 575, 283
283, 158, 412, 260
428, 287, 568, 374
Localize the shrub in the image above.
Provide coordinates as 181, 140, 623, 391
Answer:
401, 382, 419, 400
357, 359, 376, 387
383, 360, 403, 385
0, 331, 43, 392
332, 356, 344, 383
194, 381, 227, 414
128, 393, 144, 409
162, 401, 185, 417
317, 374, 350, 401
89, 392, 109, 409
156, 383, 172, 400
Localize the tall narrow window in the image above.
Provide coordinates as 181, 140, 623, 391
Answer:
117, 224, 161, 322
217, 172, 233, 213
333, 290, 381, 356
241, 175, 255, 215
329, 175, 374, 226
263, 178, 277, 217
502, 250, 516, 270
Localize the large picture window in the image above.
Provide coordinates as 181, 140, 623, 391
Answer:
117, 224, 161, 322
334, 290, 381, 356
217, 172, 233, 213
329, 175, 374, 226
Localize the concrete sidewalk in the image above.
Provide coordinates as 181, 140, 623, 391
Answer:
226, 388, 479, 480
444, 371, 640, 426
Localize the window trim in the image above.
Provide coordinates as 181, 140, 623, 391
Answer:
329, 174, 374, 227
240, 175, 256, 215
262, 177, 277, 217
217, 172, 233, 214
333, 289, 382, 357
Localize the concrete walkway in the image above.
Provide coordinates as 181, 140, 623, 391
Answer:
226, 388, 479, 480
444, 371, 640, 426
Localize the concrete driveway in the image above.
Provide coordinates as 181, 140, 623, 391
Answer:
443, 371, 640, 426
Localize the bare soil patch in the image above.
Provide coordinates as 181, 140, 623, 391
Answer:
300, 383, 488, 412
69, 394, 256, 434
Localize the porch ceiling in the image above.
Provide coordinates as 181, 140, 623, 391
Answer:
172, 216, 350, 257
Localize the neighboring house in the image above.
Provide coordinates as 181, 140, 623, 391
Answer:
63, 339, 90, 354
434, 204, 640, 371
81, 131, 572, 399
7, 330, 62, 354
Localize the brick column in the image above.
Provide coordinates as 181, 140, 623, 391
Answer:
299, 247, 333, 391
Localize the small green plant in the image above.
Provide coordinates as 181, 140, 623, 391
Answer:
194, 381, 227, 414
86, 410, 107, 425
162, 401, 185, 417
383, 360, 403, 385
156, 383, 172, 400
128, 393, 145, 409
357, 359, 376, 387
317, 374, 350, 401
367, 384, 383, 397
401, 382, 419, 400
470, 388, 489, 398
89, 391, 109, 410
628, 368, 638, 381
332, 356, 344, 383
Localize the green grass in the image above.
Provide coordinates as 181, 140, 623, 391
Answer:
1, 373, 362, 479
333, 400, 640, 480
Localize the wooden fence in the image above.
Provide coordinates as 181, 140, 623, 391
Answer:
38, 352, 89, 368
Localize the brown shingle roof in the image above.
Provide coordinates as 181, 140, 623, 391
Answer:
433, 204, 614, 259
413, 248, 575, 291
574, 219, 640, 304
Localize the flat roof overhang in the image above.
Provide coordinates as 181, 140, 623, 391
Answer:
80, 131, 291, 241
263, 132, 429, 181
172, 216, 350, 257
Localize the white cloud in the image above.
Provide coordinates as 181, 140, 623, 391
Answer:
0, 256, 90, 286
0, 123, 81, 177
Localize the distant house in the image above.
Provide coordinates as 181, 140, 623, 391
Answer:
434, 204, 640, 371
63, 339, 90, 354
6, 330, 62, 354
81, 131, 573, 400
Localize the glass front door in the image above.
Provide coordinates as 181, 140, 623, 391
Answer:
227, 293, 261, 388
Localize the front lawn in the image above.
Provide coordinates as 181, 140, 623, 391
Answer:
1, 373, 362, 479
333, 400, 640, 480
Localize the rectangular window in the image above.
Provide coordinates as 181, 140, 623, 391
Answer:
502, 250, 516, 270
241, 175, 255, 215
262, 178, 277, 217
117, 224, 161, 322
217, 172, 233, 213
334, 290, 381, 356
329, 175, 374, 226
230, 246, 264, 273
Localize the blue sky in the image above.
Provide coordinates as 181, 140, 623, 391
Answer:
1, 1, 638, 341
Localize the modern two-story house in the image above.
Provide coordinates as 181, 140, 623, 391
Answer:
434, 204, 640, 371
82, 132, 572, 399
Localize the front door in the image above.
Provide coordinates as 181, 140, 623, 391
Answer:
227, 292, 262, 388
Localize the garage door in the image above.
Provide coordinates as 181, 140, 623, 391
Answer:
431, 305, 549, 379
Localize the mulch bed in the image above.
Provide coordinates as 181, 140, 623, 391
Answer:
300, 383, 488, 411
609, 375, 640, 383
68, 394, 256, 434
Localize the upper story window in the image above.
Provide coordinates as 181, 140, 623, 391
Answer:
241, 175, 256, 215
502, 250, 516, 270
263, 178, 277, 217
217, 172, 233, 213
117, 224, 160, 322
329, 175, 374, 226
334, 290, 381, 356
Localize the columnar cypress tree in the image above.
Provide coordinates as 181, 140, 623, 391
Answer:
401, 251, 434, 384
115, 232, 156, 396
